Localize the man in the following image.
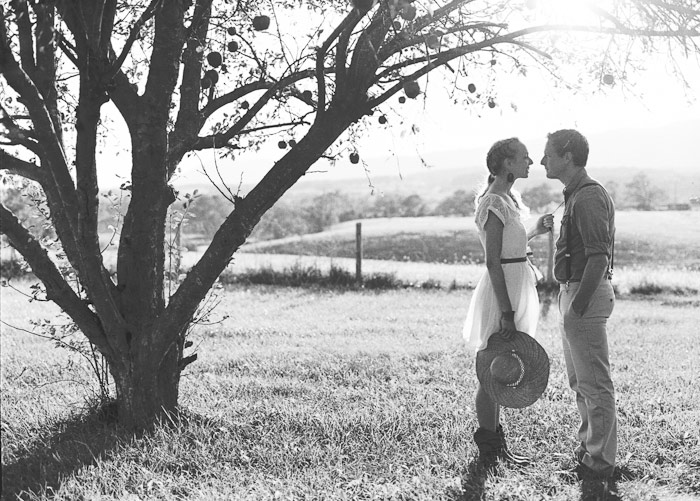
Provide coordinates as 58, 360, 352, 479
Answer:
541, 130, 618, 500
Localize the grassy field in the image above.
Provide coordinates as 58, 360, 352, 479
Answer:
240, 211, 700, 271
2, 278, 699, 500
221, 253, 700, 296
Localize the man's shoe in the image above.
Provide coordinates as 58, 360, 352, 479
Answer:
557, 460, 587, 482
579, 465, 622, 501
581, 477, 621, 501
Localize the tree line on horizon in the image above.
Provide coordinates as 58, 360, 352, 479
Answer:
0, 172, 670, 248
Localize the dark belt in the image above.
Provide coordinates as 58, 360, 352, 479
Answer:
500, 257, 527, 264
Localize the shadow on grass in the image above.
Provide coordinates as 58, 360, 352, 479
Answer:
1, 401, 126, 500
1, 402, 235, 499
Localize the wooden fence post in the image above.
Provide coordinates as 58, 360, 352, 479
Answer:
356, 222, 362, 285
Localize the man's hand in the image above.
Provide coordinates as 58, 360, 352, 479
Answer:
569, 300, 588, 317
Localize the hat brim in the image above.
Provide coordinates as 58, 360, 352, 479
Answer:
476, 330, 550, 409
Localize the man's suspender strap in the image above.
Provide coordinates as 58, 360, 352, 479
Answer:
565, 182, 615, 283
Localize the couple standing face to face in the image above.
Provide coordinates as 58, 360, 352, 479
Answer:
499, 139, 574, 183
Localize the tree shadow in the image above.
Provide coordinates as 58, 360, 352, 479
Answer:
1, 401, 126, 499
1, 402, 234, 499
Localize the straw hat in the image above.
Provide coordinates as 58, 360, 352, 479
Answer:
476, 330, 550, 409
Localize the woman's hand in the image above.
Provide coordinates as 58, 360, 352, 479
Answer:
533, 213, 554, 237
499, 311, 517, 339
499, 318, 517, 339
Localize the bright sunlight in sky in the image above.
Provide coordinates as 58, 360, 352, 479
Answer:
97, 0, 700, 189
157, 58, 698, 189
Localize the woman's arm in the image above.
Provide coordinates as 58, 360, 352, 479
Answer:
483, 212, 516, 336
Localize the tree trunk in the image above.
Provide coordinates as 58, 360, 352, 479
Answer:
111, 326, 183, 430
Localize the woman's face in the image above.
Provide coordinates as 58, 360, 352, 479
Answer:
508, 142, 533, 179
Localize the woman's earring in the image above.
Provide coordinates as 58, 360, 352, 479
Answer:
507, 172, 515, 182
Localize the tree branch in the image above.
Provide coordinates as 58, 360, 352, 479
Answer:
108, 0, 162, 79
99, 0, 118, 49
143, 1, 187, 114
31, 2, 63, 144
167, 0, 212, 175
583, 1, 628, 31
239, 118, 313, 136
373, 20, 699, 87
56, 32, 80, 66
316, 11, 360, 116
9, 0, 35, 78
1, 7, 118, 317
335, 11, 364, 98
1, 10, 80, 241
347, 1, 396, 92
533, 22, 698, 38
636, 0, 700, 19
0, 103, 41, 155
0, 203, 113, 359
168, 68, 329, 172
379, 22, 506, 63
0, 150, 44, 183
193, 118, 311, 151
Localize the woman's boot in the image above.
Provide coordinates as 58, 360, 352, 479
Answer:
496, 424, 531, 466
473, 427, 501, 470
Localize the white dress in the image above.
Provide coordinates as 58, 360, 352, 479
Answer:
463, 193, 539, 352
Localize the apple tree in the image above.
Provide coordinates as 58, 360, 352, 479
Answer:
1, 0, 698, 429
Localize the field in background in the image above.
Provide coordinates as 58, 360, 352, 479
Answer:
219, 252, 700, 295
240, 211, 700, 271
1, 280, 699, 500
5, 211, 695, 294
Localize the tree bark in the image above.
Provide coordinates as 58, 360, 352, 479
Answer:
112, 327, 182, 429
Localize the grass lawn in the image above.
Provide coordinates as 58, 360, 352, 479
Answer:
1, 279, 699, 500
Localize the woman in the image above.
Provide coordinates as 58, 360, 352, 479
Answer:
463, 137, 553, 468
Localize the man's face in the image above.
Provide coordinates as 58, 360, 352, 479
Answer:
540, 141, 567, 180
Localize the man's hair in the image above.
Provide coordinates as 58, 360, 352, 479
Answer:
547, 129, 589, 167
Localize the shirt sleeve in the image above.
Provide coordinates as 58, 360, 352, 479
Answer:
475, 194, 508, 231
574, 187, 613, 257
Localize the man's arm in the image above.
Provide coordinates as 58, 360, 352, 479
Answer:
571, 187, 613, 315
571, 253, 608, 315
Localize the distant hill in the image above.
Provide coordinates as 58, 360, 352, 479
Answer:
172, 118, 700, 205
251, 165, 700, 207
175, 164, 699, 207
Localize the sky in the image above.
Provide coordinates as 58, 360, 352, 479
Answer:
95, 0, 700, 191
156, 57, 699, 192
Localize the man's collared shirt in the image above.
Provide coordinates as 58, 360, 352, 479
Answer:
554, 172, 615, 283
